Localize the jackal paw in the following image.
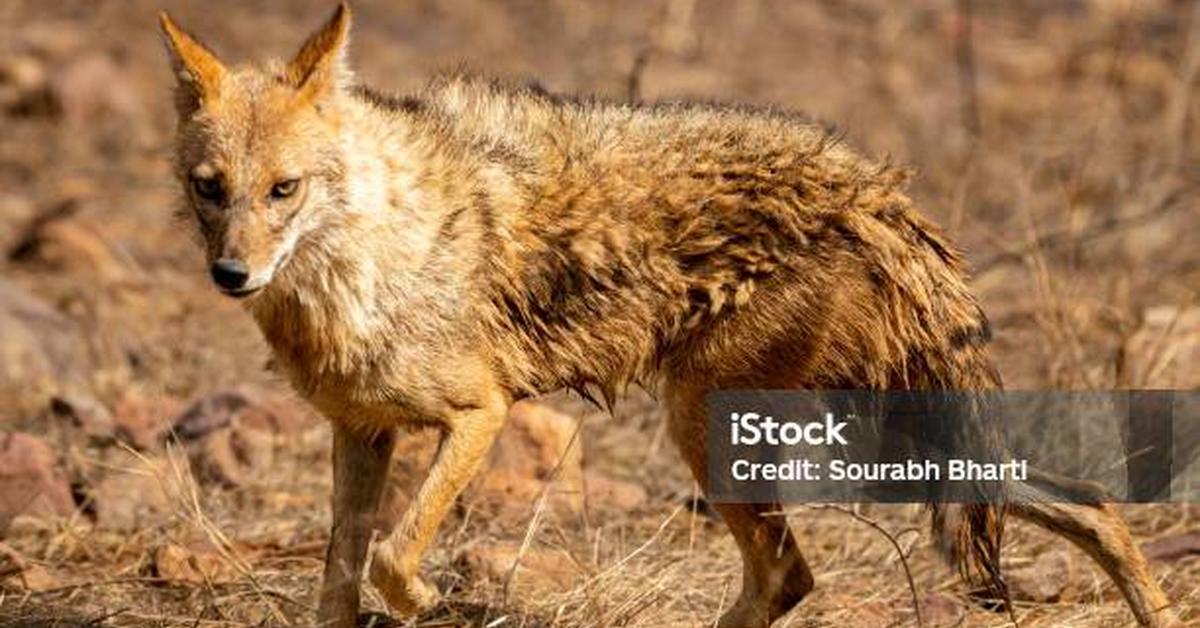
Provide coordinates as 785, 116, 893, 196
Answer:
716, 601, 773, 628
368, 556, 438, 615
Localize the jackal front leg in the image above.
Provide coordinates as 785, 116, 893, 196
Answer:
369, 401, 508, 615
317, 424, 395, 628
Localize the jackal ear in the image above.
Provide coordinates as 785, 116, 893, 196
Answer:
158, 11, 227, 116
286, 3, 353, 104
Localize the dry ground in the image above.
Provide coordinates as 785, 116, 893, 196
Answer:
0, 0, 1197, 626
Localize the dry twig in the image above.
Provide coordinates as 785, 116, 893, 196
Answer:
767, 505, 925, 628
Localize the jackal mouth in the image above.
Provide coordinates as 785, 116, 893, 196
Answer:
221, 285, 263, 299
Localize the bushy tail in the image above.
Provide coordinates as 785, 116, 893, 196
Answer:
909, 390, 1010, 605
932, 502, 1008, 603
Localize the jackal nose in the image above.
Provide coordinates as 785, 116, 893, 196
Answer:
210, 258, 250, 290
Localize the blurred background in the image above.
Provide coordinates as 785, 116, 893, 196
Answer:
0, 1, 1196, 626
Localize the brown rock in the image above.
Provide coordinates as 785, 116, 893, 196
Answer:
90, 451, 181, 531
500, 401, 583, 483
834, 597, 895, 627
376, 429, 440, 532
49, 393, 115, 441
0, 543, 57, 595
464, 401, 583, 520
189, 425, 275, 488
0, 194, 36, 253
1006, 550, 1071, 603
232, 387, 319, 434
1142, 532, 1200, 562
0, 279, 89, 395
456, 542, 583, 596
154, 541, 235, 585
171, 388, 315, 489
6, 563, 60, 592
2, 47, 139, 124
48, 52, 140, 124
583, 472, 648, 511
19, 218, 128, 281
111, 392, 180, 451
921, 592, 965, 626
467, 470, 544, 515
0, 54, 55, 117
172, 388, 317, 442
0, 541, 28, 586
382, 404, 595, 529
172, 392, 245, 441
20, 21, 87, 60
0, 432, 76, 531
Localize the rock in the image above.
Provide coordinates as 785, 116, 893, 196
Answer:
14, 217, 128, 281
497, 401, 583, 483
380, 404, 642, 529
0, 279, 90, 396
0, 543, 61, 592
1142, 532, 1200, 562
1, 47, 139, 123
464, 401, 583, 520
48, 393, 114, 442
469, 469, 557, 522
172, 388, 317, 442
20, 21, 87, 60
0, 542, 25, 571
379, 403, 634, 530
0, 194, 36, 253
1006, 550, 1071, 603
921, 592, 965, 626
47, 52, 139, 124
236, 388, 318, 434
171, 392, 246, 441
0, 432, 76, 532
379, 402, 587, 529
0, 55, 46, 95
89, 451, 181, 531
111, 392, 180, 451
170, 388, 316, 488
154, 541, 235, 584
3, 563, 60, 592
583, 472, 648, 511
189, 425, 275, 489
0, 54, 55, 117
456, 542, 583, 596
376, 429, 440, 532
833, 597, 895, 626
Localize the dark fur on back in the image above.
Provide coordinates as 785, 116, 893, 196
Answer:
391, 74, 1007, 591
402, 75, 1000, 395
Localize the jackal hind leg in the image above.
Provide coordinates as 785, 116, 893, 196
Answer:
1009, 488, 1177, 627
368, 402, 508, 616
317, 424, 396, 628
667, 387, 814, 628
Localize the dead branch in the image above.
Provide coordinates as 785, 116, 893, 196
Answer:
767, 505, 925, 628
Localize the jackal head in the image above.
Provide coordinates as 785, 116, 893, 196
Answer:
160, 4, 353, 298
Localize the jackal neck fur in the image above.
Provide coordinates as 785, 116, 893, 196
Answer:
242, 72, 996, 423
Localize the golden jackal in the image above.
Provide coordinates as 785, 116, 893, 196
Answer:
159, 4, 1175, 627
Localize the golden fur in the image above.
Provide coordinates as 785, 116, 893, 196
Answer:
160, 4, 1176, 627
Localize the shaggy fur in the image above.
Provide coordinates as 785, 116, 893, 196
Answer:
160, 4, 1175, 627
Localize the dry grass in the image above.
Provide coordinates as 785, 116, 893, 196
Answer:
0, 0, 1197, 626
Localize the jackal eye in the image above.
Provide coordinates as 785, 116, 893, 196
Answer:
190, 176, 224, 202
270, 178, 300, 199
